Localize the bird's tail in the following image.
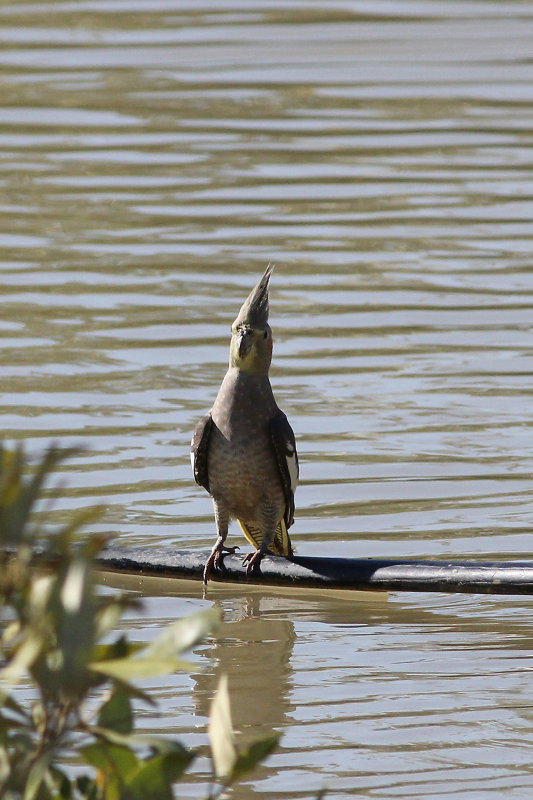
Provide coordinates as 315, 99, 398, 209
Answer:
238, 519, 293, 557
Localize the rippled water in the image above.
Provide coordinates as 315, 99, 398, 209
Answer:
2, 1, 533, 797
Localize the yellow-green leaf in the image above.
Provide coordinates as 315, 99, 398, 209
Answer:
24, 752, 50, 800
1, 631, 44, 684
143, 608, 220, 659
89, 656, 193, 681
98, 688, 133, 734
82, 742, 138, 780
229, 732, 280, 783
208, 674, 237, 778
125, 750, 194, 800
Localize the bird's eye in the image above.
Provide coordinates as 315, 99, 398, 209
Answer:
263, 331, 268, 339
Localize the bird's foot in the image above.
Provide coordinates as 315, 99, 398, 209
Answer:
203, 542, 240, 584
242, 548, 265, 575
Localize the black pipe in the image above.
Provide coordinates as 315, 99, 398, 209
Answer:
96, 546, 533, 595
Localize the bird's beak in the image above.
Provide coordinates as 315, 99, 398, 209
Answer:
232, 264, 273, 331
237, 327, 253, 359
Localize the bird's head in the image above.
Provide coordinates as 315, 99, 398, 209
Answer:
229, 264, 274, 374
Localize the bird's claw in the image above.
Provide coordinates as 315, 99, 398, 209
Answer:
203, 544, 240, 584
242, 549, 265, 575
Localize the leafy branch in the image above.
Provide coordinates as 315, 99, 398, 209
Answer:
0, 444, 284, 800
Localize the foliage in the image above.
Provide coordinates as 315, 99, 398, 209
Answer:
208, 674, 279, 789
0, 443, 282, 799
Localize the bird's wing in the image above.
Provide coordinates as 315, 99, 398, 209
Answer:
269, 410, 299, 529
190, 413, 213, 492
238, 519, 293, 557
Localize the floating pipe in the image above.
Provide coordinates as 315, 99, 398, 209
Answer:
96, 547, 533, 595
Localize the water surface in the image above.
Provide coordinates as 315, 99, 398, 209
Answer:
1, 1, 533, 797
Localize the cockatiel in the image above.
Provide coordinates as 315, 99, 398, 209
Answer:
191, 265, 298, 583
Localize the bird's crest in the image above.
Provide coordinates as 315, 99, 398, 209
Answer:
233, 264, 274, 330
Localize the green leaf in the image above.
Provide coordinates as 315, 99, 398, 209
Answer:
90, 608, 213, 679
98, 689, 133, 735
81, 742, 138, 781
92, 637, 142, 663
1, 630, 45, 683
90, 726, 191, 755
89, 655, 193, 682
0, 744, 10, 784
229, 732, 280, 783
46, 765, 72, 799
90, 637, 155, 701
94, 597, 140, 640
207, 675, 281, 785
86, 638, 143, 694
24, 752, 51, 800
125, 749, 194, 800
124, 759, 173, 800
143, 608, 220, 659
56, 558, 96, 691
83, 731, 195, 800
208, 674, 237, 778
4, 444, 77, 547
75, 775, 98, 800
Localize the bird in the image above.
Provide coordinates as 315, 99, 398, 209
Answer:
191, 265, 298, 584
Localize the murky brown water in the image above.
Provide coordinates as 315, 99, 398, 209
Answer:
2, 1, 533, 797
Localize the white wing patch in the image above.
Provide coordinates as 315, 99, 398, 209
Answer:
190, 438, 195, 472
285, 440, 298, 493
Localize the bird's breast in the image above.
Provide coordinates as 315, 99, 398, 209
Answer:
206, 368, 283, 515
207, 424, 281, 516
